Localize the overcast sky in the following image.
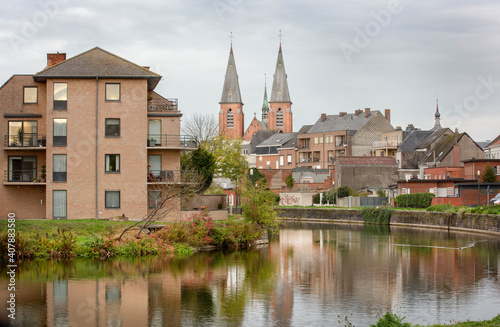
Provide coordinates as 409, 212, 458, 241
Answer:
1, 0, 499, 142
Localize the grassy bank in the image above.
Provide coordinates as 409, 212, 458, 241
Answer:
370, 312, 500, 327
0, 214, 263, 260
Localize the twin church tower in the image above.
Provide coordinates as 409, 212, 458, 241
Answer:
219, 40, 293, 140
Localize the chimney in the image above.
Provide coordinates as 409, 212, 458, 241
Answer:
47, 53, 66, 67
395, 126, 402, 131
355, 109, 363, 116
339, 112, 347, 117
364, 107, 371, 118
321, 113, 327, 122
406, 124, 414, 130
384, 109, 391, 123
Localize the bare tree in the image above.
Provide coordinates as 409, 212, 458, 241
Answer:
118, 170, 204, 240
182, 113, 219, 144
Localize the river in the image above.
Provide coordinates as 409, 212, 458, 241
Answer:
1, 222, 499, 326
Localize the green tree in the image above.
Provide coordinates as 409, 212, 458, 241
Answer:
241, 177, 279, 230
285, 174, 294, 188
336, 186, 352, 198
248, 168, 266, 185
482, 164, 498, 183
203, 135, 248, 183
181, 146, 216, 192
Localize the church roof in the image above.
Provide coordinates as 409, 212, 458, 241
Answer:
262, 83, 269, 113
220, 46, 243, 104
34, 47, 161, 90
270, 45, 291, 103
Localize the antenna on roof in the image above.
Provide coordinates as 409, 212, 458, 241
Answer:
229, 31, 234, 46
278, 29, 283, 46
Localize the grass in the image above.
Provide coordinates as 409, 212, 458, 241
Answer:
370, 313, 500, 327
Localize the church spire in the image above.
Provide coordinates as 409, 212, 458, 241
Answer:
270, 37, 291, 103
262, 74, 269, 122
431, 96, 442, 131
220, 43, 242, 104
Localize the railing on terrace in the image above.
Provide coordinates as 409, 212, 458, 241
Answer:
147, 98, 178, 112
4, 169, 46, 183
147, 134, 198, 148
147, 170, 199, 184
4, 134, 46, 148
300, 158, 312, 163
373, 140, 399, 148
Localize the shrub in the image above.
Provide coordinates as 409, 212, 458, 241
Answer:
241, 177, 279, 230
394, 193, 435, 208
285, 174, 294, 188
370, 312, 411, 327
336, 186, 352, 198
376, 188, 386, 197
313, 193, 321, 204
426, 204, 456, 212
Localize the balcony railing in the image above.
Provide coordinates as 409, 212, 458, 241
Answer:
5, 134, 46, 148
147, 170, 199, 184
147, 134, 198, 149
4, 169, 46, 183
373, 140, 399, 148
147, 98, 178, 112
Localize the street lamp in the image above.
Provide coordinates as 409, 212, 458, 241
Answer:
477, 170, 481, 206
406, 176, 409, 209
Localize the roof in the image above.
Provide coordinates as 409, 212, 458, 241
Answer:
281, 133, 298, 149
416, 128, 452, 149
270, 45, 291, 103
306, 111, 381, 134
220, 46, 242, 104
298, 125, 313, 134
398, 130, 434, 152
257, 132, 296, 147
419, 133, 464, 164
34, 47, 161, 90
337, 157, 398, 166
486, 134, 500, 148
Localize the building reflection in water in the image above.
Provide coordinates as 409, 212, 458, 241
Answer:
1, 224, 499, 326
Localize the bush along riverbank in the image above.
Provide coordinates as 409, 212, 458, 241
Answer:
0, 213, 264, 261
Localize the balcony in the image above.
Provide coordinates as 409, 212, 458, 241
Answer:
4, 134, 46, 150
147, 98, 178, 112
147, 135, 198, 150
4, 169, 46, 185
147, 170, 199, 184
373, 140, 399, 148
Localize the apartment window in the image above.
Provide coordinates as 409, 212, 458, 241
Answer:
276, 108, 283, 127
319, 137, 323, 144
227, 109, 234, 128
8, 156, 36, 182
149, 191, 161, 209
53, 190, 67, 218
53, 119, 67, 146
148, 120, 161, 146
106, 83, 120, 101
23, 86, 38, 104
279, 155, 284, 166
53, 82, 67, 110
287, 154, 292, 165
53, 154, 67, 182
105, 191, 120, 209
314, 137, 318, 144
105, 118, 120, 137
8, 121, 38, 147
105, 154, 120, 173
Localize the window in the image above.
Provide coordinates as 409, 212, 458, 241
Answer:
279, 155, 284, 166
24, 86, 38, 104
105, 118, 120, 137
53, 119, 67, 146
53, 83, 67, 110
149, 191, 161, 209
276, 108, 283, 126
105, 191, 120, 209
287, 154, 292, 165
148, 120, 161, 146
148, 155, 161, 179
227, 109, 234, 128
8, 121, 38, 147
53, 154, 67, 182
106, 83, 120, 101
8, 156, 36, 182
53, 190, 67, 218
105, 154, 120, 172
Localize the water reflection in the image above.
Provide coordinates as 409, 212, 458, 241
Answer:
1, 223, 499, 326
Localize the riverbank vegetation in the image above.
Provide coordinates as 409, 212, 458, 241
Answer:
426, 204, 500, 215
0, 214, 264, 261
370, 312, 500, 327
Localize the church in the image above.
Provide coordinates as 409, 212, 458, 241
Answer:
218, 41, 293, 140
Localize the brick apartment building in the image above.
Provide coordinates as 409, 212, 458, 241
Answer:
1, 47, 196, 220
